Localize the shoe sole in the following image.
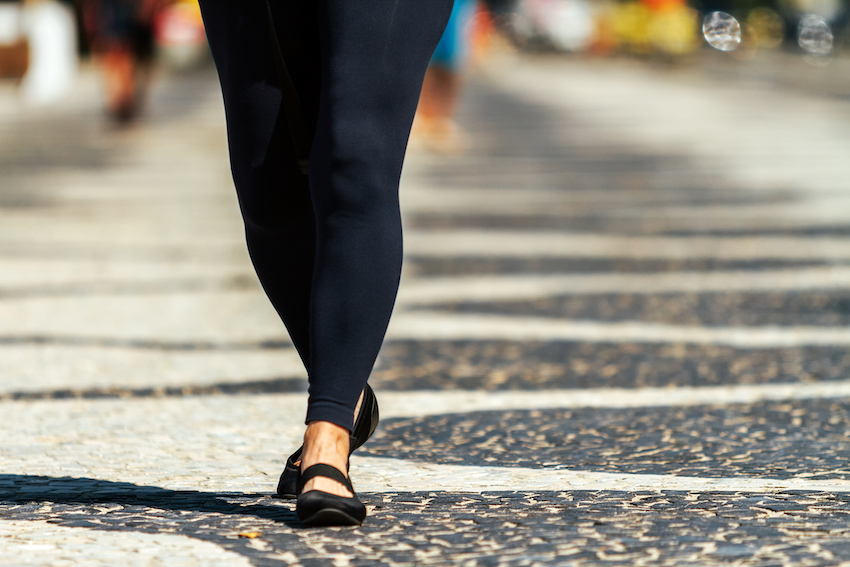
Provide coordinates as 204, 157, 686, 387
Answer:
300, 508, 363, 527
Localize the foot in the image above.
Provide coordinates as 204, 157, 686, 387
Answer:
294, 390, 364, 498
299, 421, 353, 498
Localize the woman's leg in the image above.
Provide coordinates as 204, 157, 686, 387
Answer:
298, 0, 453, 499
202, 0, 452, 502
199, 1, 321, 366
304, 0, 455, 430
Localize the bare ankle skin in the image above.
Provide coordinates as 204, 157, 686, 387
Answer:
299, 422, 352, 498
353, 389, 364, 426
296, 389, 366, 497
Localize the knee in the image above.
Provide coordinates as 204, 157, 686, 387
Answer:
311, 120, 405, 220
235, 166, 314, 232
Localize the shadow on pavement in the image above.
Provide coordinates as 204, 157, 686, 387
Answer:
0, 474, 301, 528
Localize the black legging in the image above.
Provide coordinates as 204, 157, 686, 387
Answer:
199, 1, 453, 430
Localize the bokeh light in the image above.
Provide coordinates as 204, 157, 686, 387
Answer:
702, 11, 742, 51
797, 14, 833, 56
746, 7, 785, 49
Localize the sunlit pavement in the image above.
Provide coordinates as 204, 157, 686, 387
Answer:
2, 52, 850, 565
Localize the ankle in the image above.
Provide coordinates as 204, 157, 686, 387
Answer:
302, 421, 350, 463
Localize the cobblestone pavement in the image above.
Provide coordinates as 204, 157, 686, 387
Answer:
2, 52, 850, 565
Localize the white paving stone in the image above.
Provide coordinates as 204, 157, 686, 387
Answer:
401, 184, 850, 228
0, 291, 284, 343
0, 344, 304, 394
0, 257, 253, 288
398, 267, 850, 303
0, 520, 251, 567
353, 457, 850, 493
404, 230, 850, 260
388, 312, 850, 347
489, 58, 850, 194
374, 382, 850, 417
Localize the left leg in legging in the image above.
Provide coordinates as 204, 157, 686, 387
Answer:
303, 0, 455, 430
299, 0, 454, 502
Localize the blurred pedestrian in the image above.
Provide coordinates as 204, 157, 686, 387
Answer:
78, 0, 169, 121
198, 1, 453, 527
412, 0, 478, 154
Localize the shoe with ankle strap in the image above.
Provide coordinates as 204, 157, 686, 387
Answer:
296, 463, 366, 526
276, 384, 379, 499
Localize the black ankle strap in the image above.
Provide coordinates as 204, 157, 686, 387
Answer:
352, 385, 374, 435
299, 464, 354, 493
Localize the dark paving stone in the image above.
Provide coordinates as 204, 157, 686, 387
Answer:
362, 398, 850, 480
664, 227, 850, 237
0, 335, 293, 352
0, 376, 307, 402
407, 213, 844, 236
405, 256, 833, 277
3, 477, 850, 566
371, 340, 850, 390
417, 290, 850, 327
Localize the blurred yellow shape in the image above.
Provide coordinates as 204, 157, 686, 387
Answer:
613, 2, 652, 53
747, 7, 784, 49
649, 6, 699, 55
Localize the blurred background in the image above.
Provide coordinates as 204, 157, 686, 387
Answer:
5, 3, 850, 561
0, 0, 846, 118
2, 0, 850, 397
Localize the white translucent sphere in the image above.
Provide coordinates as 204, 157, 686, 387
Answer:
798, 14, 833, 56
702, 11, 742, 51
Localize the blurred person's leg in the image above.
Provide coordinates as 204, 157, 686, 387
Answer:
82, 0, 150, 120
414, 0, 477, 153
102, 45, 136, 119
418, 65, 462, 130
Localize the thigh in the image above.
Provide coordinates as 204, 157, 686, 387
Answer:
310, 0, 455, 212
199, 0, 320, 227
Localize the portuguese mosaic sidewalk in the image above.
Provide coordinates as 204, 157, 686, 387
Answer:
2, 53, 850, 565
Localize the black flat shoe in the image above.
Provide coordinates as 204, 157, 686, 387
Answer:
277, 384, 379, 499
296, 463, 366, 527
